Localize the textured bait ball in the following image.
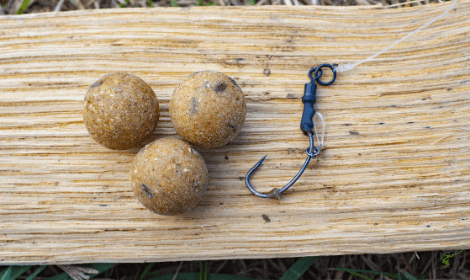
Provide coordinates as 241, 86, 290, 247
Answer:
170, 70, 246, 148
83, 73, 160, 150
130, 137, 209, 215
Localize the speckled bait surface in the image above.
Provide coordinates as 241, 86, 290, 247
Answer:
130, 137, 209, 215
170, 70, 246, 149
83, 73, 160, 150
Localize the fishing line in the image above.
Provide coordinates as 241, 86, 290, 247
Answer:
335, 0, 458, 73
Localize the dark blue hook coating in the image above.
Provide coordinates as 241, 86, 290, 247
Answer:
245, 64, 336, 199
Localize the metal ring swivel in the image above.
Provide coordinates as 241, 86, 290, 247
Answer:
314, 64, 336, 86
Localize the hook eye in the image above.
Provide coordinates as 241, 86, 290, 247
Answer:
306, 146, 320, 158
314, 64, 337, 86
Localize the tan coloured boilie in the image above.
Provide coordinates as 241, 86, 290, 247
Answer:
83, 73, 160, 150
130, 137, 209, 215
170, 71, 246, 148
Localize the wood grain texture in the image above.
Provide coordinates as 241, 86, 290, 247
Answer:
1, 2, 470, 264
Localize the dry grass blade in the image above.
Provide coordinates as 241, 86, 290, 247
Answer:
361, 255, 380, 271
460, 251, 467, 272
54, 0, 66, 11
4, 0, 21, 13
75, 0, 86, 9
386, 0, 427, 8
396, 266, 412, 279
0, 0, 449, 13
171, 262, 184, 280
420, 256, 433, 275
268, 259, 281, 272
333, 256, 346, 280
58, 265, 100, 280
400, 254, 413, 274
214, 260, 228, 274
262, 260, 268, 279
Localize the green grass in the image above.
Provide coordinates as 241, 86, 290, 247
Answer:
0, 257, 433, 280
16, 0, 29, 14
331, 267, 426, 280
279, 257, 317, 280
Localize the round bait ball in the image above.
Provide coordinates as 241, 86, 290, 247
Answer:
130, 137, 209, 215
83, 73, 160, 150
170, 70, 246, 148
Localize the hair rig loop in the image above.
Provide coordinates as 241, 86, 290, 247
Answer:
245, 64, 336, 199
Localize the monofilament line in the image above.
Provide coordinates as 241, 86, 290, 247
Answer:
313, 112, 324, 149
334, 0, 458, 73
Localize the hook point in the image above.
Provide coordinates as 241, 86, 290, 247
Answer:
256, 155, 268, 166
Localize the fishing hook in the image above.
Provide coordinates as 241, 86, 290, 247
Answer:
245, 64, 336, 199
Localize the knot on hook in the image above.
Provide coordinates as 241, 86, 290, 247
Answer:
306, 146, 320, 158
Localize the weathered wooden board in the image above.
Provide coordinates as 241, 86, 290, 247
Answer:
0, 1, 469, 264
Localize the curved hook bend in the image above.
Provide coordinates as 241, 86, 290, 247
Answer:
245, 132, 319, 199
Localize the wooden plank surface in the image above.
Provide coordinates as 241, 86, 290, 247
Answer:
1, 2, 470, 264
